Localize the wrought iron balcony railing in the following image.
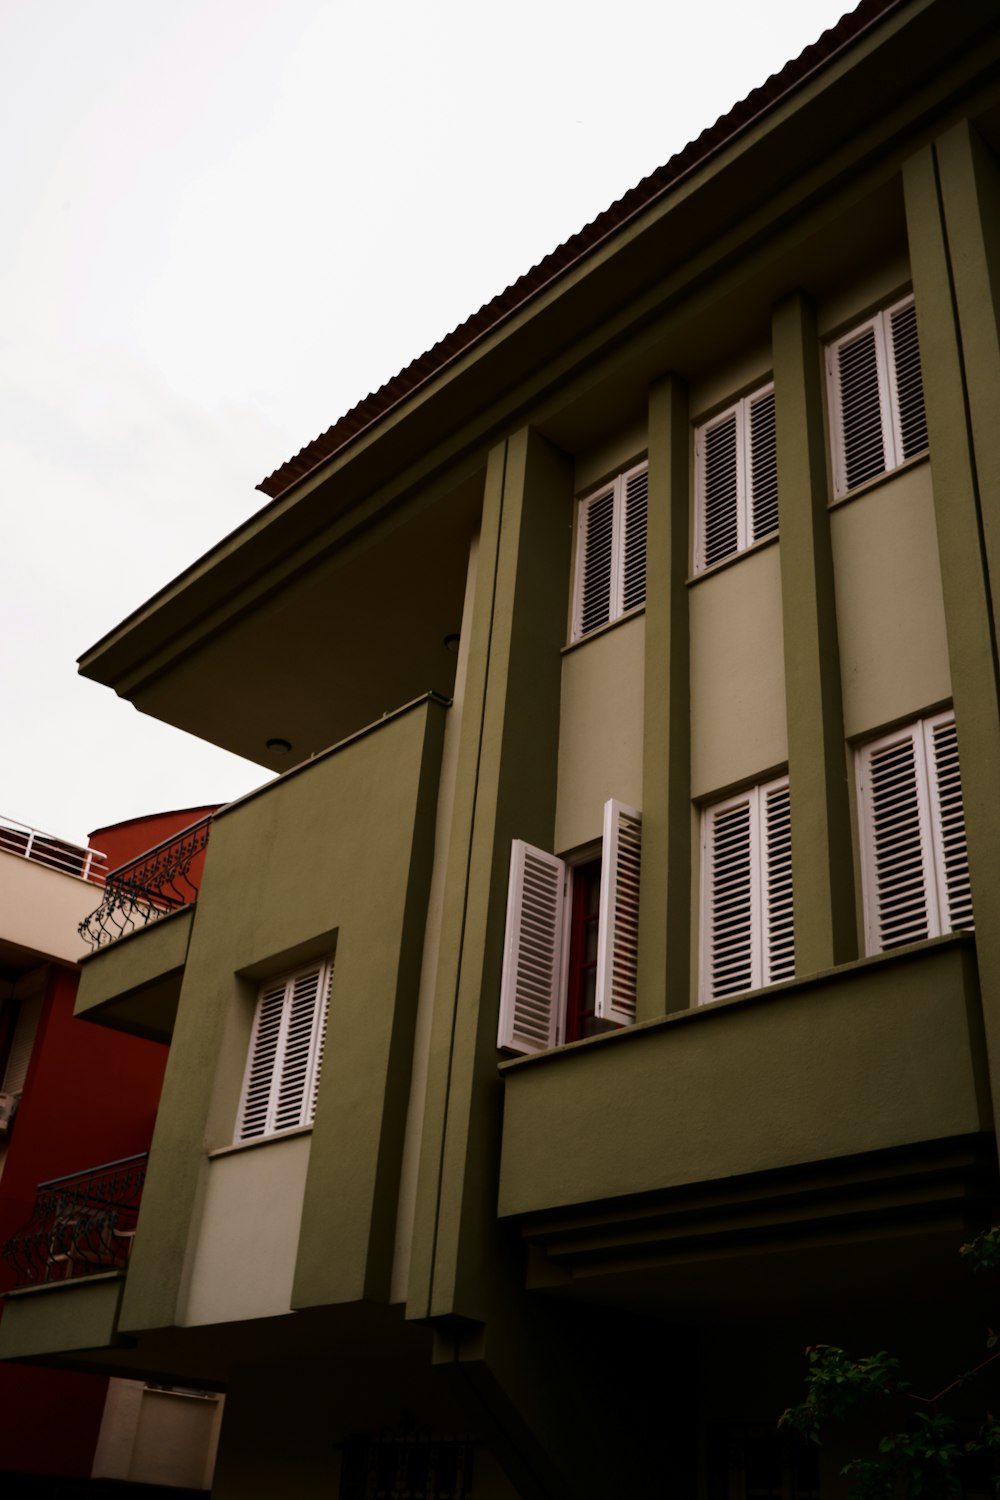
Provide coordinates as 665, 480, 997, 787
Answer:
0, 814, 107, 885
79, 814, 213, 950
1, 1153, 147, 1288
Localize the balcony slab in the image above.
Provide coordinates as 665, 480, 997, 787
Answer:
75, 908, 193, 1043
0, 1273, 126, 1360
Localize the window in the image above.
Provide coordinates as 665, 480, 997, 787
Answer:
235, 959, 333, 1141
700, 777, 793, 1003
497, 800, 641, 1053
694, 383, 777, 572
826, 293, 928, 498
571, 462, 648, 640
856, 711, 972, 954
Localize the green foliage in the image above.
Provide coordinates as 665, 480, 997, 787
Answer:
779, 1234, 1000, 1499
780, 1346, 901, 1443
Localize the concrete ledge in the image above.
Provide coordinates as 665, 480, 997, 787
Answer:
0, 1273, 126, 1359
76, 908, 194, 1043
499, 935, 989, 1217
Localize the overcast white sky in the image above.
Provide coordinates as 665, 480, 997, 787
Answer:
0, 0, 851, 848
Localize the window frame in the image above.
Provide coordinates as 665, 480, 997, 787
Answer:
699, 775, 794, 1005
234, 958, 333, 1143
570, 461, 648, 642
856, 710, 972, 955
497, 799, 642, 1054
693, 382, 777, 574
826, 292, 928, 499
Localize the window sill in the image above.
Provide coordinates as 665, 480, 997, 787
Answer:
208, 1123, 314, 1160
828, 448, 929, 509
562, 604, 645, 654
686, 529, 779, 587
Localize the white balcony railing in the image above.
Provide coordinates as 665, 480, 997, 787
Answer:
0, 815, 107, 886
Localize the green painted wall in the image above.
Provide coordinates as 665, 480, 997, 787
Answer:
905, 125, 1000, 1132
117, 696, 447, 1333
75, 908, 193, 1043
0, 1276, 124, 1360
499, 938, 986, 1218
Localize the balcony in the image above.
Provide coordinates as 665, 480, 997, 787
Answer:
79, 814, 212, 950
0, 814, 107, 886
74, 817, 213, 1042
2, 1153, 146, 1289
498, 935, 994, 1311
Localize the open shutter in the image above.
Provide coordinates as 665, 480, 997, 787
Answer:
273, 965, 329, 1132
573, 485, 615, 640
307, 961, 334, 1124
620, 464, 648, 615
696, 406, 741, 569
858, 724, 936, 953
595, 800, 642, 1025
925, 714, 973, 932
498, 842, 568, 1053
747, 385, 778, 543
761, 780, 794, 983
702, 793, 756, 1002
236, 980, 287, 1140
828, 317, 891, 497
887, 296, 927, 463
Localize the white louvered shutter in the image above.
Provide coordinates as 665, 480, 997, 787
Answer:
498, 842, 568, 1053
887, 296, 928, 464
701, 778, 792, 1003
858, 724, 937, 952
595, 800, 642, 1025
620, 463, 648, 615
236, 961, 332, 1141
702, 793, 755, 1002
747, 385, 778, 543
696, 406, 741, 569
573, 485, 616, 639
1, 993, 43, 1095
762, 781, 794, 984
828, 296, 927, 498
925, 713, 973, 933
572, 463, 648, 641
829, 316, 890, 496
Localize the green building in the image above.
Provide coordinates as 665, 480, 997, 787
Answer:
5, 0, 1000, 1493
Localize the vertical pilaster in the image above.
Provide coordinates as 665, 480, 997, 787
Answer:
638, 374, 691, 1017
772, 292, 857, 976
407, 428, 573, 1325
903, 128, 1000, 1121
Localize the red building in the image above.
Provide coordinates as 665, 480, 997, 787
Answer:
0, 808, 222, 1496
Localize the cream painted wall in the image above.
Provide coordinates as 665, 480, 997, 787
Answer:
92, 1378, 223, 1489
689, 541, 788, 799
180, 1131, 310, 1326
0, 851, 98, 964
554, 613, 644, 854
831, 459, 951, 738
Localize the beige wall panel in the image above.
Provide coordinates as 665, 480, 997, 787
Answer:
831, 461, 951, 738
0, 852, 99, 965
181, 1133, 310, 1326
555, 614, 644, 854
689, 543, 787, 799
